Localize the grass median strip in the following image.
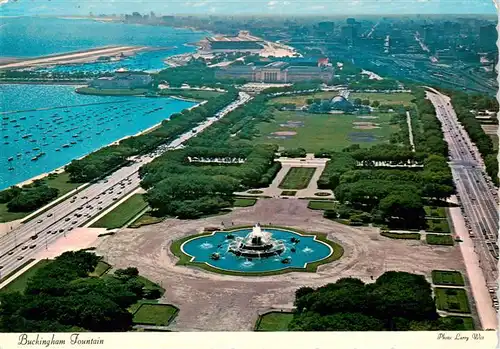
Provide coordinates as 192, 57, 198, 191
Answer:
91, 194, 148, 229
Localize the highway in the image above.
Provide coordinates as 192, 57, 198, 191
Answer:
427, 89, 498, 296
0, 91, 252, 281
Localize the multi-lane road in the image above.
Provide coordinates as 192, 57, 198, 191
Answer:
0, 91, 252, 281
427, 89, 498, 292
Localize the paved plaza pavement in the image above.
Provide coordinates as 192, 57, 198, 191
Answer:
96, 198, 471, 331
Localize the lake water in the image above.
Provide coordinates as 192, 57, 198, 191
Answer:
0, 84, 196, 190
0, 17, 207, 71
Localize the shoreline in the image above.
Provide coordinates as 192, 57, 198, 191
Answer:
6, 98, 203, 190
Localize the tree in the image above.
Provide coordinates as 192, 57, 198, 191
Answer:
379, 192, 425, 227
371, 100, 380, 107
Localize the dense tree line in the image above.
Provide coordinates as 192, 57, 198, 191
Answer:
0, 251, 161, 332
348, 78, 400, 91
0, 181, 59, 213
411, 90, 449, 157
140, 144, 277, 218
289, 272, 469, 331
65, 88, 238, 183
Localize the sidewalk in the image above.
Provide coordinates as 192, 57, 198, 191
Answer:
448, 202, 498, 330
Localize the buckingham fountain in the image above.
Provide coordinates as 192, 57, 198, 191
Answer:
179, 223, 335, 273
228, 224, 285, 258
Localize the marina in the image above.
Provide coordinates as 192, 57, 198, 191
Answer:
0, 84, 195, 190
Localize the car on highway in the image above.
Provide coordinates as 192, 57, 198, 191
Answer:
31, 234, 38, 240
21, 246, 28, 250
0, 266, 3, 269
17, 256, 24, 260
8, 251, 13, 255
113, 197, 118, 201
72, 221, 78, 225
65, 217, 70, 222
59, 229, 65, 233
46, 230, 51, 234
47, 213, 53, 217
37, 219, 43, 223
29, 245, 36, 249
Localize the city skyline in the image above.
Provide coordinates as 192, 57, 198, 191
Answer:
1, 0, 498, 16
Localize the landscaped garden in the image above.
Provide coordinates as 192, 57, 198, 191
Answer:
307, 200, 336, 211
132, 304, 179, 326
233, 198, 257, 207
434, 287, 471, 313
91, 194, 149, 229
255, 311, 294, 331
279, 167, 316, 190
280, 190, 297, 196
431, 270, 465, 286
426, 234, 454, 246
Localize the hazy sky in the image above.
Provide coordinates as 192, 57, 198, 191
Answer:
1, 0, 497, 16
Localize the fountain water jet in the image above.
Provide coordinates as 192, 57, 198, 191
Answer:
228, 224, 285, 258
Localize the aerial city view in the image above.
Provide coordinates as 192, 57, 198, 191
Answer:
0, 0, 498, 334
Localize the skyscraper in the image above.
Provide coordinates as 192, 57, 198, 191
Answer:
479, 24, 497, 50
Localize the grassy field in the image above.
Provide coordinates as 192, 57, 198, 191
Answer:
431, 270, 465, 286
132, 304, 178, 326
159, 89, 224, 101
89, 260, 112, 277
91, 194, 148, 229
254, 110, 399, 152
268, 92, 339, 106
130, 212, 163, 228
426, 234, 454, 246
349, 92, 415, 106
435, 287, 471, 313
0, 259, 52, 294
76, 87, 149, 96
255, 312, 294, 331
426, 219, 451, 233
424, 206, 447, 218
233, 198, 257, 207
279, 167, 316, 190
381, 232, 421, 240
445, 316, 474, 330
307, 200, 336, 210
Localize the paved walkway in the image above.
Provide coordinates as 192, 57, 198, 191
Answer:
448, 198, 498, 330
406, 111, 415, 151
235, 154, 333, 198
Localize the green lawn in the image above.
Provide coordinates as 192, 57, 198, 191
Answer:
281, 190, 297, 196
132, 304, 178, 326
254, 110, 399, 152
0, 259, 52, 294
91, 194, 149, 229
128, 299, 159, 314
0, 172, 81, 223
426, 218, 451, 233
431, 270, 465, 286
426, 234, 454, 246
233, 198, 257, 207
434, 287, 471, 313
349, 92, 415, 107
89, 261, 112, 277
279, 167, 316, 190
269, 92, 339, 106
424, 206, 447, 218
136, 275, 165, 294
308, 200, 336, 210
444, 316, 475, 330
255, 312, 294, 331
129, 212, 163, 228
159, 89, 224, 101
380, 231, 421, 240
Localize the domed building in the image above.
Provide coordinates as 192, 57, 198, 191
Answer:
330, 95, 354, 111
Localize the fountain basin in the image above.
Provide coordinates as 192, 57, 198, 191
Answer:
179, 226, 336, 274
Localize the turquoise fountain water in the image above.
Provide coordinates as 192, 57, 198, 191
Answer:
181, 225, 333, 273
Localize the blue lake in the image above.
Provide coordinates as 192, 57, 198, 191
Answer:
181, 228, 333, 273
0, 84, 196, 190
0, 17, 207, 72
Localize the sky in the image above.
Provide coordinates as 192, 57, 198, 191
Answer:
0, 0, 498, 16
